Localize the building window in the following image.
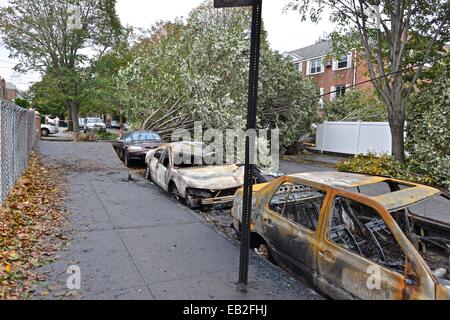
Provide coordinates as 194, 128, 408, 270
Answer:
309, 58, 323, 74
335, 85, 347, 99
294, 62, 302, 73
337, 55, 349, 69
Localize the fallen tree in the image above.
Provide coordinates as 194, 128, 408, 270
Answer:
117, 1, 318, 149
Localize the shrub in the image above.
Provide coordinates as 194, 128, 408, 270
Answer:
337, 153, 444, 189
95, 128, 119, 141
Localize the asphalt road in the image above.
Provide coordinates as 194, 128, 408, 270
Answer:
34, 141, 322, 300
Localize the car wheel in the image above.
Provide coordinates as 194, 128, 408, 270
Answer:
186, 193, 201, 210
255, 243, 271, 261
170, 184, 181, 202
41, 128, 50, 137
124, 154, 133, 168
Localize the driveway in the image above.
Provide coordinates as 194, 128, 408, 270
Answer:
34, 141, 322, 300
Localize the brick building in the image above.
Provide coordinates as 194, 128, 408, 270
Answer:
285, 40, 373, 107
0, 78, 22, 101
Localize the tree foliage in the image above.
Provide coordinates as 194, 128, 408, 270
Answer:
406, 63, 450, 189
0, 0, 125, 132
117, 0, 318, 149
324, 89, 387, 122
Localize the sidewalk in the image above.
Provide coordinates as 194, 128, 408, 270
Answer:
35, 141, 322, 300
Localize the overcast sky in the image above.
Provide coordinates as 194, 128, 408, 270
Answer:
0, 0, 336, 91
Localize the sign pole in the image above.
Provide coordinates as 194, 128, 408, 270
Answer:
238, 0, 263, 291
214, 0, 263, 292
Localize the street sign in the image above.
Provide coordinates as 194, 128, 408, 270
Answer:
214, 0, 255, 8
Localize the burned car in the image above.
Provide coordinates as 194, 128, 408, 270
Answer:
113, 131, 164, 167
144, 141, 245, 209
231, 172, 450, 300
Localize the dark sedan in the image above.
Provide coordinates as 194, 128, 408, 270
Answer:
113, 131, 164, 167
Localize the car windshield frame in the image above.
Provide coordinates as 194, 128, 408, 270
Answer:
125, 132, 162, 143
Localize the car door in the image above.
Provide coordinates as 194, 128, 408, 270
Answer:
263, 181, 327, 284
316, 193, 411, 300
155, 148, 171, 191
149, 149, 164, 182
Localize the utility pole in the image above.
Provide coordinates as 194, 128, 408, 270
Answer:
214, 0, 263, 292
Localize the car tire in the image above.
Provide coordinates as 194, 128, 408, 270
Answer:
41, 128, 50, 137
169, 184, 181, 202
186, 193, 201, 210
255, 243, 272, 261
124, 154, 133, 168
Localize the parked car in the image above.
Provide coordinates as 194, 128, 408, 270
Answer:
144, 141, 247, 209
86, 117, 106, 130
113, 131, 164, 167
109, 120, 121, 129
41, 124, 59, 137
109, 120, 130, 131
144, 141, 283, 209
231, 172, 450, 300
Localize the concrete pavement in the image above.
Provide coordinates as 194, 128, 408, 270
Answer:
35, 141, 321, 300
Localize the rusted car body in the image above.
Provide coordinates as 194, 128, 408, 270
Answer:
231, 172, 450, 300
144, 141, 245, 209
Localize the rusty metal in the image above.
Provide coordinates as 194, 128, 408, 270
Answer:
231, 172, 450, 300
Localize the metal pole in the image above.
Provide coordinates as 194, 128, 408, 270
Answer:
238, 0, 263, 291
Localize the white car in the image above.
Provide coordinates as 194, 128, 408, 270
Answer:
85, 118, 106, 130
41, 124, 59, 137
144, 141, 245, 209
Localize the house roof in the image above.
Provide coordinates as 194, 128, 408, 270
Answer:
5, 82, 18, 90
288, 40, 331, 61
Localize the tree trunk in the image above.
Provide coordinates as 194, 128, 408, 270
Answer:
68, 100, 80, 134
390, 119, 405, 163
68, 108, 74, 132
387, 78, 406, 163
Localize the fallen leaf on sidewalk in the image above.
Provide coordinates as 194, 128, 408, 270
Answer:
0, 153, 69, 300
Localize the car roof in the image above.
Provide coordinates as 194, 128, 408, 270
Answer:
289, 172, 441, 211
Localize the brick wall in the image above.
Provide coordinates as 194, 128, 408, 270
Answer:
296, 51, 373, 102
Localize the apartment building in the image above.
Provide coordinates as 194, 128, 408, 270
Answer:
285, 40, 373, 106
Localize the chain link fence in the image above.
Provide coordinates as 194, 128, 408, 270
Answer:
0, 100, 37, 204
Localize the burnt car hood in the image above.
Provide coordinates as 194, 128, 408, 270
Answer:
177, 165, 244, 190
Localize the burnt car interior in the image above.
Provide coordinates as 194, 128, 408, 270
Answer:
269, 183, 326, 232
328, 197, 406, 275
331, 180, 450, 283
267, 180, 450, 284
392, 194, 450, 286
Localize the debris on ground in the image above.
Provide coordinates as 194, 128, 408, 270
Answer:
0, 152, 69, 299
